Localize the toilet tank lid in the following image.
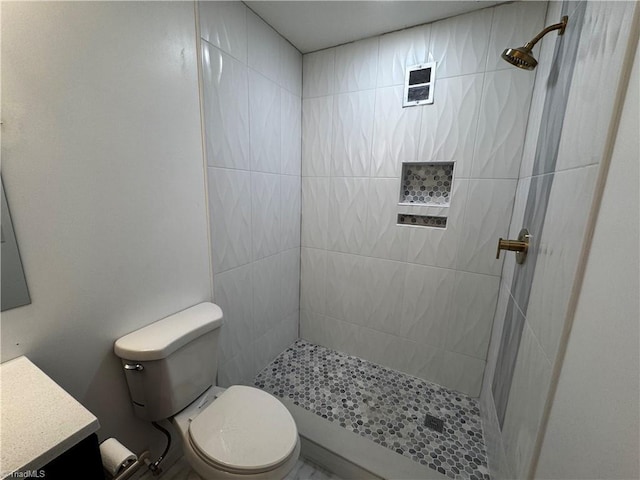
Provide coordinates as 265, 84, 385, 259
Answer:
114, 302, 223, 361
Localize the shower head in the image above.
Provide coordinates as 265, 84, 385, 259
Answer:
502, 16, 568, 70
501, 46, 538, 70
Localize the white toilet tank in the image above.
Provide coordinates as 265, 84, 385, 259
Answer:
114, 302, 223, 421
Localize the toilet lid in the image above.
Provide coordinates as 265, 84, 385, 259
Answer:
188, 385, 298, 472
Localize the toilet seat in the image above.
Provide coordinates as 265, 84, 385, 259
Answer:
188, 386, 298, 474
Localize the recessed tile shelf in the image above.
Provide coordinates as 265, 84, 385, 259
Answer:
398, 214, 447, 228
400, 162, 454, 206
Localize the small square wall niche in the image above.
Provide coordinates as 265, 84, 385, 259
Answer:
400, 162, 454, 206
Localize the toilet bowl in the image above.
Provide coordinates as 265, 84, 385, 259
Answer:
114, 302, 299, 480
173, 386, 300, 480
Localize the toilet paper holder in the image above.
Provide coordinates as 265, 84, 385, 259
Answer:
109, 450, 150, 480
100, 437, 151, 480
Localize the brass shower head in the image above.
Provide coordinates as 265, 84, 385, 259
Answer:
502, 16, 568, 70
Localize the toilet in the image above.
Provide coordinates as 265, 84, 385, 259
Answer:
114, 302, 300, 480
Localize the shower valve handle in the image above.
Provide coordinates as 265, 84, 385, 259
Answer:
496, 228, 530, 264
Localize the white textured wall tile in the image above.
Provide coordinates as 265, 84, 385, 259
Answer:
350, 324, 395, 367
440, 351, 485, 396
201, 44, 249, 170
302, 96, 333, 177
300, 309, 321, 344
247, 10, 281, 83
300, 310, 355, 354
430, 8, 493, 78
481, 280, 512, 400
448, 271, 500, 360
418, 73, 483, 177
303, 48, 335, 98
479, 394, 515, 480
526, 166, 598, 362
281, 311, 299, 348
502, 176, 532, 284
219, 345, 256, 387
203, 5, 299, 390
249, 70, 281, 174
253, 333, 274, 376
555, 1, 637, 172
300, 247, 327, 315
486, 1, 547, 72
328, 177, 369, 254
334, 37, 379, 93
332, 90, 375, 177
325, 251, 368, 325
472, 69, 534, 179
364, 178, 409, 261
371, 85, 421, 178
457, 179, 517, 276
399, 341, 444, 384
400, 264, 455, 346
199, 1, 247, 63
280, 248, 300, 317
281, 174, 301, 250
407, 179, 469, 269
362, 257, 406, 334
251, 172, 281, 260
301, 177, 330, 249
377, 24, 431, 87
360, 330, 445, 382
214, 264, 254, 367
280, 38, 302, 95
502, 322, 552, 478
208, 168, 252, 273
265, 314, 297, 362
252, 253, 282, 337
518, 1, 560, 179
281, 89, 301, 176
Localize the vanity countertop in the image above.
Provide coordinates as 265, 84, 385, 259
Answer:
0, 356, 100, 477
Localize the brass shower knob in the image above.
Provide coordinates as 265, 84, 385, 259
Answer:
496, 228, 531, 264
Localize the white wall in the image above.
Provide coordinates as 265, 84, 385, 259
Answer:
480, 2, 639, 478
299, 2, 546, 396
1, 1, 211, 454
198, 2, 302, 386
535, 37, 639, 480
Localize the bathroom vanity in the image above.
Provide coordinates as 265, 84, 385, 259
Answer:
0, 356, 102, 479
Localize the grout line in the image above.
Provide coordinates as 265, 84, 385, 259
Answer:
300, 245, 503, 279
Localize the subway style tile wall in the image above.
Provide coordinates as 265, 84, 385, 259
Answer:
300, 1, 548, 397
200, 2, 302, 386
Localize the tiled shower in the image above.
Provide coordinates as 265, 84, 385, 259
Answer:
299, 2, 545, 397
199, 1, 638, 479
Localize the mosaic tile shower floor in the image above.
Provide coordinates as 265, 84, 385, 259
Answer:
255, 340, 491, 480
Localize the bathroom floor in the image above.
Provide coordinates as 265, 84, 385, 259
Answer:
146, 456, 340, 480
255, 340, 491, 480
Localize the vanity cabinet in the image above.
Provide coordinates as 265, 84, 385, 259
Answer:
0, 357, 102, 479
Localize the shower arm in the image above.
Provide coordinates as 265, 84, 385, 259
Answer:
523, 16, 568, 51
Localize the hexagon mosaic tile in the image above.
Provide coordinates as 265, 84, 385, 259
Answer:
398, 214, 447, 228
255, 340, 491, 480
401, 163, 454, 205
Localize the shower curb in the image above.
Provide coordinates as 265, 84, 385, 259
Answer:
279, 397, 448, 480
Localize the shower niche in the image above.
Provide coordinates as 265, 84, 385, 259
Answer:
397, 162, 454, 228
